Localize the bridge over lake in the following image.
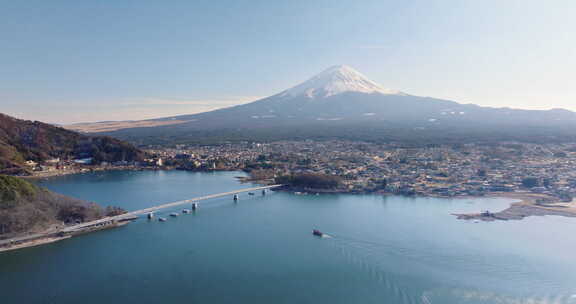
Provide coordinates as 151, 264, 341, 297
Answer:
1, 185, 282, 251
63, 184, 283, 232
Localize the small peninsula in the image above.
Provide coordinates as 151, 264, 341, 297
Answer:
453, 192, 576, 221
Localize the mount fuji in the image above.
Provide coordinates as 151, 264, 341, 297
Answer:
279, 65, 405, 98
74, 65, 576, 144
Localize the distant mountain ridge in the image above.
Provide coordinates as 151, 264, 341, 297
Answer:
0, 113, 144, 175
69, 65, 576, 145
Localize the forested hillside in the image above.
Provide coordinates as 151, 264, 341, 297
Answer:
0, 175, 124, 239
0, 113, 144, 175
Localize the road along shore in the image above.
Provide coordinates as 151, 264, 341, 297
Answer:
0, 218, 134, 253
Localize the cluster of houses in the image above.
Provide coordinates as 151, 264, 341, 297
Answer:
24, 157, 163, 176
147, 141, 576, 200
24, 158, 89, 172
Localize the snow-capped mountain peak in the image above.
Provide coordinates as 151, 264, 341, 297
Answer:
281, 65, 405, 98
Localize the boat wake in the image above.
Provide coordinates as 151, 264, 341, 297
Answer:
315, 233, 573, 303
319, 233, 422, 304
428, 288, 576, 304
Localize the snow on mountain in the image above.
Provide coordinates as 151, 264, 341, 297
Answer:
280, 65, 405, 99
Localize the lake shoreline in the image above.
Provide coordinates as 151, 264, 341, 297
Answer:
4, 168, 575, 302
0, 218, 133, 253
452, 192, 576, 221
273, 185, 576, 222
20, 165, 158, 180
32, 170, 576, 223
8, 172, 575, 255
19, 168, 576, 223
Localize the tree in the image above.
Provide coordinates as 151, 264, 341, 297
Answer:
275, 173, 342, 189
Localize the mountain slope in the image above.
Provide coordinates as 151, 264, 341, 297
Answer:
0, 113, 145, 175
75, 65, 576, 145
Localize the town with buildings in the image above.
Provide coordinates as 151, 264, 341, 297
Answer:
24, 140, 576, 202
141, 140, 576, 202
21, 156, 162, 179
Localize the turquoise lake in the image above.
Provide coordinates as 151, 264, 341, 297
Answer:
1, 170, 576, 303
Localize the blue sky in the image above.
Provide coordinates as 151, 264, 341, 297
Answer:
2, 0, 575, 123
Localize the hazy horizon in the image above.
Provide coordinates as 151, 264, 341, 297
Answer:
3, 1, 576, 124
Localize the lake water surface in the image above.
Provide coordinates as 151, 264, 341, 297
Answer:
1, 170, 576, 304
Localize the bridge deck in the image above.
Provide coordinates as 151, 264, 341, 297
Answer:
1, 185, 282, 250
63, 184, 282, 232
